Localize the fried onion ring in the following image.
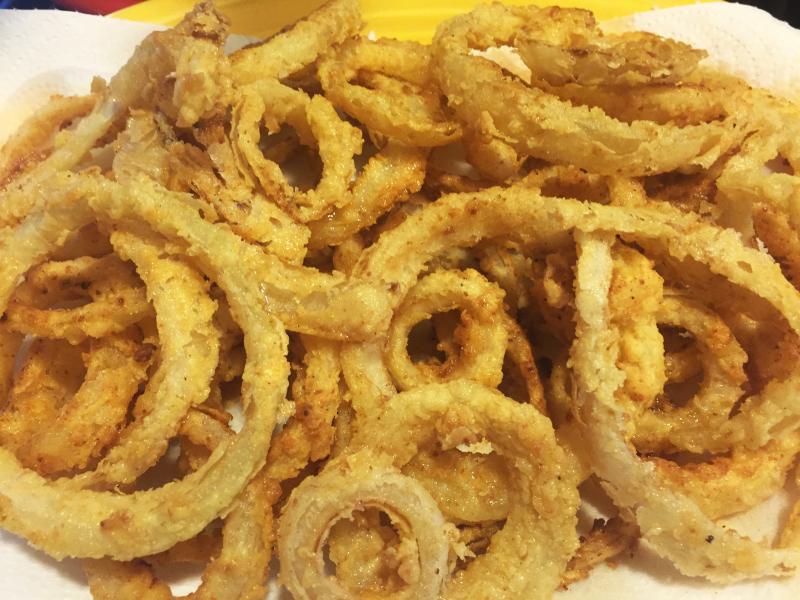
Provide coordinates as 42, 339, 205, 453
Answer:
230, 0, 361, 85
0, 174, 290, 560
68, 230, 219, 487
15, 333, 153, 476
432, 3, 744, 176
277, 449, 452, 600
635, 294, 749, 454
350, 380, 580, 599
513, 6, 705, 88
571, 231, 800, 582
233, 80, 363, 223
319, 38, 461, 147
6, 254, 151, 344
384, 269, 508, 390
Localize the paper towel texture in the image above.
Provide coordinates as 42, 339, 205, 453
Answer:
605, 1, 800, 101
0, 3, 799, 598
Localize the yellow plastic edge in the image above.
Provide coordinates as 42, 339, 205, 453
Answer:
112, 0, 715, 41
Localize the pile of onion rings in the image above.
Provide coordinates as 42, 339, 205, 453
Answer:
1, 0, 800, 598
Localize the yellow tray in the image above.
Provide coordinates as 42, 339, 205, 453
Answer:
112, 0, 714, 41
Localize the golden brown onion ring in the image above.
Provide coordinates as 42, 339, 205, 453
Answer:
67, 230, 219, 487
264, 335, 342, 482
6, 255, 151, 344
85, 410, 280, 600
230, 0, 361, 85
513, 6, 705, 87
233, 80, 363, 223
91, 175, 392, 341
15, 334, 153, 476
0, 324, 22, 408
608, 244, 666, 414
384, 269, 508, 390
350, 380, 580, 599
345, 182, 800, 431
0, 338, 83, 455
571, 231, 800, 582
0, 175, 289, 560
634, 294, 749, 454
277, 449, 452, 600
432, 3, 744, 176
651, 432, 800, 520
0, 94, 96, 189
307, 142, 428, 249
319, 38, 461, 147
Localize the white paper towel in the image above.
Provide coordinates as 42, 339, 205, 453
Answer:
605, 1, 800, 101
0, 3, 800, 599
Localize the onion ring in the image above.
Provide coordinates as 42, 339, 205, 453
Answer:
571, 231, 800, 582
384, 269, 508, 390
0, 94, 96, 188
90, 174, 392, 341
307, 142, 428, 249
277, 449, 452, 600
0, 324, 22, 408
15, 333, 153, 476
0, 4, 230, 228
67, 230, 219, 487
432, 3, 745, 176
349, 380, 580, 599
6, 254, 151, 344
233, 80, 363, 223
230, 0, 361, 85
85, 409, 280, 600
264, 335, 342, 482
0, 174, 290, 560
651, 432, 800, 520
513, 6, 705, 88
318, 38, 461, 147
0, 338, 84, 456
634, 294, 749, 454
